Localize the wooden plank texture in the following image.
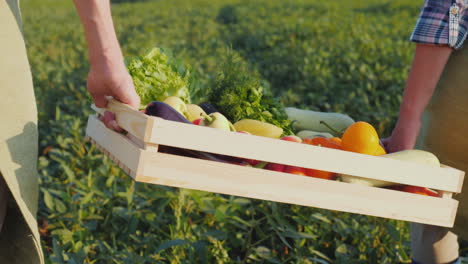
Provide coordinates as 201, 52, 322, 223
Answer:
89, 99, 464, 193
136, 151, 458, 227
85, 115, 143, 177
85, 116, 460, 227
92, 99, 153, 142
147, 117, 464, 193
92, 99, 464, 193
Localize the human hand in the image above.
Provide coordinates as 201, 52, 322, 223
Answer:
381, 117, 421, 153
87, 58, 140, 131
72, 0, 140, 131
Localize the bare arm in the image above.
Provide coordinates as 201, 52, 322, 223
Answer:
73, 0, 123, 67
73, 0, 140, 129
384, 44, 452, 152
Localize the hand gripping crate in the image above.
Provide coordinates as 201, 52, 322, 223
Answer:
85, 99, 465, 227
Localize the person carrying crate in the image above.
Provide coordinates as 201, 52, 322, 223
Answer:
383, 0, 468, 263
0, 0, 139, 263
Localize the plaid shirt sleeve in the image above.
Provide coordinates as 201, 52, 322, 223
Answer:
410, 0, 468, 49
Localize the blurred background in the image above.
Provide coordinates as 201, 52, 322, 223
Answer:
22, 0, 464, 263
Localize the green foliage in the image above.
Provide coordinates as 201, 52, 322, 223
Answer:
208, 50, 293, 135
21, 0, 438, 263
128, 47, 191, 105
216, 0, 418, 136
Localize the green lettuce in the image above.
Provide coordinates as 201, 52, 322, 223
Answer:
128, 47, 190, 105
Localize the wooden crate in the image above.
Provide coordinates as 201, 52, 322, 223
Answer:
85, 100, 465, 227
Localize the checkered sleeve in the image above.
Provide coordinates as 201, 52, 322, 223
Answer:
410, 0, 468, 49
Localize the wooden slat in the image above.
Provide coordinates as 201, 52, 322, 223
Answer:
136, 151, 458, 227
147, 117, 464, 193
85, 117, 460, 227
442, 164, 465, 193
92, 99, 153, 142
90, 100, 464, 192
85, 115, 143, 178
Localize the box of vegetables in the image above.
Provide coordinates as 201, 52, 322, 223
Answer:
86, 48, 464, 227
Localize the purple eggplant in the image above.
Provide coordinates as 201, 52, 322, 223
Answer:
198, 102, 218, 115
144, 101, 241, 163
145, 101, 191, 124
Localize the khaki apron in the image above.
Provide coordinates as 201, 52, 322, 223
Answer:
0, 0, 44, 263
411, 44, 468, 263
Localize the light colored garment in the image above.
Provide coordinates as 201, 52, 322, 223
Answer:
0, 0, 44, 263
411, 39, 468, 263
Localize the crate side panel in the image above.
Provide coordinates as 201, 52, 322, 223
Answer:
86, 115, 142, 177
147, 119, 463, 193
137, 151, 458, 227
94, 99, 152, 141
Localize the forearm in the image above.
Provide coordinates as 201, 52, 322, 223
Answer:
383, 44, 453, 151
73, 0, 123, 66
398, 44, 452, 124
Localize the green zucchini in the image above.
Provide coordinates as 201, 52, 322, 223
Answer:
339, 150, 441, 187
285, 107, 355, 135
296, 130, 333, 139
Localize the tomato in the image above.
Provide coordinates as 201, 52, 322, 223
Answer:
302, 137, 342, 150
386, 185, 440, 197
284, 166, 306, 176
304, 168, 336, 180
192, 118, 203, 125
265, 163, 285, 172
329, 137, 342, 146
300, 137, 340, 179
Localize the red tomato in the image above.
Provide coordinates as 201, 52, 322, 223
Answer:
265, 163, 285, 172
386, 185, 440, 197
284, 166, 306, 176
303, 137, 342, 150
304, 169, 336, 180
193, 118, 203, 125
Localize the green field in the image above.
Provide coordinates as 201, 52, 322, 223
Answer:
20, 0, 465, 263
